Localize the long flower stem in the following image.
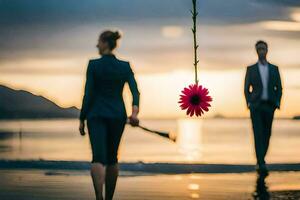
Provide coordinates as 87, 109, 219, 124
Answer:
191, 0, 199, 84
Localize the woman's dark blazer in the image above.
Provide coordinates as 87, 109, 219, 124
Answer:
79, 54, 140, 121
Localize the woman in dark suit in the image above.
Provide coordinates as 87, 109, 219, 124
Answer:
79, 30, 140, 200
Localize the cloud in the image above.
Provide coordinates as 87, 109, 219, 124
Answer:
291, 11, 300, 22
259, 20, 300, 31
0, 0, 189, 27
161, 26, 184, 39
1, 0, 299, 27
257, 0, 300, 7
1, 0, 300, 74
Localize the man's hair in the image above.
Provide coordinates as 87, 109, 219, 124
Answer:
255, 40, 268, 49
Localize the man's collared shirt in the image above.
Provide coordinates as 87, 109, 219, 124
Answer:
258, 61, 269, 100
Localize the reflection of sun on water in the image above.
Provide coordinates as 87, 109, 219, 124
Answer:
189, 174, 203, 180
188, 183, 200, 190
177, 119, 202, 161
173, 175, 183, 181
173, 174, 201, 199
190, 193, 200, 199
188, 183, 200, 199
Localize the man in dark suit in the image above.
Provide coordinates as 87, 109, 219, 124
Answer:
244, 40, 283, 174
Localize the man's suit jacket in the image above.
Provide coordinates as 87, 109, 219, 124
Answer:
244, 62, 282, 109
79, 54, 140, 120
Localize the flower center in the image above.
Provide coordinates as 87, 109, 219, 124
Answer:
189, 94, 201, 105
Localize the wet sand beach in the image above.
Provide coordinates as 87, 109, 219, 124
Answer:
1, 169, 300, 200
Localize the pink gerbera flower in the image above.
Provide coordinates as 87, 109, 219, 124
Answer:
178, 84, 212, 117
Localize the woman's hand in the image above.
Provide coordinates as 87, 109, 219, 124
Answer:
128, 105, 139, 127
79, 120, 86, 136
128, 114, 139, 127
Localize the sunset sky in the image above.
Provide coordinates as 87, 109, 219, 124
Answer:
1, 0, 300, 118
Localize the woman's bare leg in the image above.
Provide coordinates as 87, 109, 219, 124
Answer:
105, 164, 119, 200
91, 163, 106, 200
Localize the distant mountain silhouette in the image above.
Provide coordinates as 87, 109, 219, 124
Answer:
0, 85, 79, 119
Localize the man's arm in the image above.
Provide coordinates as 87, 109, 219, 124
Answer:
79, 61, 95, 121
275, 66, 283, 109
244, 66, 251, 108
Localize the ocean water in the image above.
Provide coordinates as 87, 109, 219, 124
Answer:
0, 118, 299, 164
